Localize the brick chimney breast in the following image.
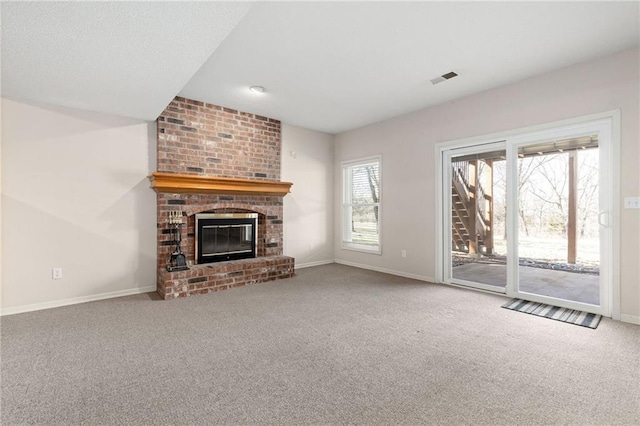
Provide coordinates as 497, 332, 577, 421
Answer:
154, 97, 293, 299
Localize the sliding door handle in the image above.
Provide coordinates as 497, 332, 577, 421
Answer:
598, 211, 609, 228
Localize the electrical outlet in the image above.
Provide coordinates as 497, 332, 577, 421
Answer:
624, 197, 640, 209
52, 267, 63, 280
401, 250, 407, 258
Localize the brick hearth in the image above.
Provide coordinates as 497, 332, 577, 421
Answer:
153, 96, 294, 300
157, 256, 294, 299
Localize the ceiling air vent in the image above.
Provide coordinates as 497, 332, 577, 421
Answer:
430, 71, 459, 85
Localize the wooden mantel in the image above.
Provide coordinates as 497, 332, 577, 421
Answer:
149, 172, 292, 196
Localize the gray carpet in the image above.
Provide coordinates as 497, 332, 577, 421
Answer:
2, 263, 639, 425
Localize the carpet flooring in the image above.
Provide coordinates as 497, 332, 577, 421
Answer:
2, 263, 639, 425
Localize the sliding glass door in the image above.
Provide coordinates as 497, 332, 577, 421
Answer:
440, 116, 613, 316
506, 120, 612, 316
443, 142, 507, 292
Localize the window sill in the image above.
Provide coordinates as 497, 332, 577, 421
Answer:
341, 243, 381, 255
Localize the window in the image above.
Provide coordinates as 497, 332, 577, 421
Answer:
342, 156, 381, 254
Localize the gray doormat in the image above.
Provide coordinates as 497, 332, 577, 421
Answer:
502, 298, 602, 329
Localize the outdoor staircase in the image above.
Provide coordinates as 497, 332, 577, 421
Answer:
451, 160, 493, 255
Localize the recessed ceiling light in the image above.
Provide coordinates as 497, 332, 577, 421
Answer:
430, 71, 459, 85
249, 86, 266, 94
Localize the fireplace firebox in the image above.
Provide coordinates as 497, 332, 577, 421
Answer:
195, 213, 258, 264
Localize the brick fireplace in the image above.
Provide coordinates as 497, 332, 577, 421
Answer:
151, 96, 294, 299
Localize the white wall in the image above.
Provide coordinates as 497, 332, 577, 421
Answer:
282, 124, 334, 267
0, 98, 3, 309
334, 47, 640, 319
1, 98, 157, 314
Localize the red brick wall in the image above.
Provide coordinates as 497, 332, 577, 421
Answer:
157, 96, 281, 180
155, 97, 285, 272
157, 196, 283, 269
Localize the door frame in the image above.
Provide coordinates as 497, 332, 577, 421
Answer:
441, 141, 507, 293
506, 118, 613, 316
435, 110, 620, 319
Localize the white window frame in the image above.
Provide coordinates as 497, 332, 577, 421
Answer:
342, 155, 382, 255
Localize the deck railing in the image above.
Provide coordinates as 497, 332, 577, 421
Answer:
451, 160, 493, 254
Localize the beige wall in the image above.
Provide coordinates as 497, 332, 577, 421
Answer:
334, 48, 640, 320
0, 101, 336, 313
1, 98, 157, 314
2, 49, 637, 319
0, 98, 3, 309
282, 124, 334, 267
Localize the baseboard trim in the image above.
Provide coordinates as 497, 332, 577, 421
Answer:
0, 286, 157, 317
620, 314, 640, 325
295, 259, 335, 269
334, 259, 434, 283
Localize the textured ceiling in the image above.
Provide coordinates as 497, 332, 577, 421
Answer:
1, 2, 251, 120
181, 1, 639, 133
2, 2, 639, 133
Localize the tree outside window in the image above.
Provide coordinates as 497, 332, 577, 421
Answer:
342, 156, 381, 254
